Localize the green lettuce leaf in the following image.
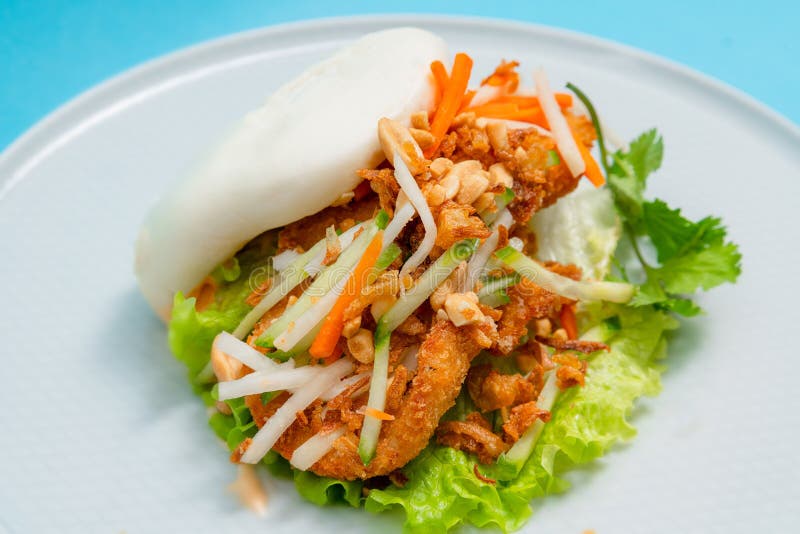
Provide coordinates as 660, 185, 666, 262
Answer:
365, 306, 677, 533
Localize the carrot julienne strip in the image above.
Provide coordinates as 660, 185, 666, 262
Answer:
425, 53, 473, 158
308, 232, 384, 358
365, 407, 395, 421
559, 304, 578, 340
571, 129, 605, 187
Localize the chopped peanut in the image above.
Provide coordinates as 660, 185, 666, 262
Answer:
409, 128, 435, 149
456, 169, 490, 205
452, 111, 476, 128
444, 292, 485, 327
425, 184, 447, 207
533, 318, 552, 337
486, 121, 509, 152
430, 262, 467, 311
342, 315, 362, 338
473, 192, 496, 213
429, 157, 454, 178
410, 111, 430, 130
347, 329, 375, 364
488, 163, 514, 189
552, 328, 568, 342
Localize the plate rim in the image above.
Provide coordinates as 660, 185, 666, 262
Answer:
1, 14, 798, 195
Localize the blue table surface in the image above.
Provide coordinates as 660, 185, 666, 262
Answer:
2, 0, 798, 151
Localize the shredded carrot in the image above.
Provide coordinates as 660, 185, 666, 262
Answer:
466, 102, 519, 116
365, 407, 395, 421
570, 129, 605, 187
496, 93, 573, 109
322, 342, 344, 365
480, 60, 520, 91
430, 60, 449, 107
560, 304, 578, 340
353, 180, 372, 201
469, 103, 549, 129
430, 60, 449, 92
458, 89, 476, 113
425, 53, 473, 158
309, 231, 384, 358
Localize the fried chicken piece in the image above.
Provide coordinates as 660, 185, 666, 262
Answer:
536, 336, 609, 354
552, 353, 589, 390
493, 277, 562, 355
502, 401, 551, 443
358, 168, 398, 215
277, 196, 378, 251
436, 412, 508, 464
466, 364, 536, 412
268, 319, 483, 480
435, 201, 491, 250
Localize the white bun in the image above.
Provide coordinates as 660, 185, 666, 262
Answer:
135, 28, 447, 319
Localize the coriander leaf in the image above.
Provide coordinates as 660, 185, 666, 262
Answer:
658, 241, 742, 294
643, 199, 727, 262
625, 129, 663, 182
606, 129, 663, 225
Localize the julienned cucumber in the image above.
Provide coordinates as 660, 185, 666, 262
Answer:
358, 239, 478, 464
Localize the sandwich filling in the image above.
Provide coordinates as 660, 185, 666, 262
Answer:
168, 56, 741, 532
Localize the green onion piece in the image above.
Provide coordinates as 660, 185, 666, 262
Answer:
476, 273, 520, 299
495, 246, 634, 303
358, 239, 479, 464
357, 335, 389, 465
256, 221, 380, 347
374, 242, 401, 271
546, 149, 561, 167
374, 209, 390, 230
232, 240, 325, 340
478, 289, 510, 308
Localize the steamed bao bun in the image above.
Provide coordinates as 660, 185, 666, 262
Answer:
135, 28, 448, 320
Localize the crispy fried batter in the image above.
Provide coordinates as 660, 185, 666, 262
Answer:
435, 201, 491, 250
278, 196, 378, 252
385, 365, 411, 415
267, 319, 483, 479
536, 336, 609, 354
493, 277, 562, 355
467, 364, 536, 412
552, 352, 589, 390
436, 412, 508, 464
502, 401, 551, 443
358, 168, 398, 215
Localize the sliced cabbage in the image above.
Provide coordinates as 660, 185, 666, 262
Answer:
529, 184, 620, 280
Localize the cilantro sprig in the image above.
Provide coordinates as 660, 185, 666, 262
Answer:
568, 84, 742, 316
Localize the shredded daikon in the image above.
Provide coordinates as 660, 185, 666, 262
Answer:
393, 152, 436, 280
241, 359, 353, 464
272, 249, 300, 272
217, 365, 318, 401
305, 222, 363, 276
382, 193, 416, 249
319, 372, 371, 401
213, 332, 278, 372
534, 69, 585, 177
290, 426, 347, 471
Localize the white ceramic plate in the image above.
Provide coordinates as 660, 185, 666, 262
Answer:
1, 16, 798, 534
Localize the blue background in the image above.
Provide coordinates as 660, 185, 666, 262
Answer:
2, 0, 798, 150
